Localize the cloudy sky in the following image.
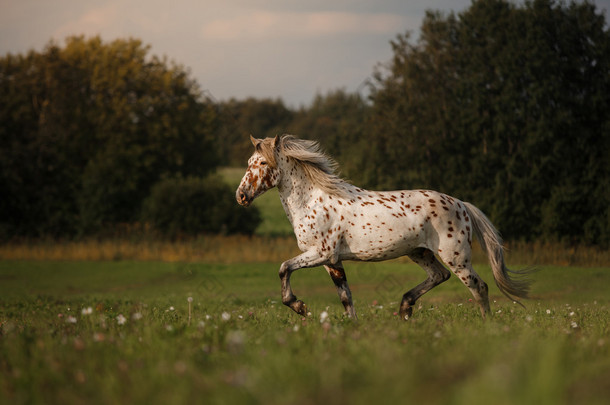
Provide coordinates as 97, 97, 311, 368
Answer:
1, 0, 608, 107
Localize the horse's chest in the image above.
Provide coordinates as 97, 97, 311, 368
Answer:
289, 204, 342, 248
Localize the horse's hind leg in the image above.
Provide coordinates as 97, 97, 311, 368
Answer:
451, 263, 491, 319
325, 263, 357, 319
400, 248, 451, 320
438, 250, 491, 319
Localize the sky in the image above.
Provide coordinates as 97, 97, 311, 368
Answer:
1, 0, 609, 107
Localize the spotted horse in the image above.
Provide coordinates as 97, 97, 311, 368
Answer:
236, 135, 533, 320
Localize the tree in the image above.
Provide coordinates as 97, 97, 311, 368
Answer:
0, 36, 219, 238
216, 98, 294, 167
288, 89, 372, 185
369, 0, 609, 245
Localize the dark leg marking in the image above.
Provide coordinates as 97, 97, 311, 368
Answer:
279, 262, 308, 316
400, 248, 451, 320
325, 263, 357, 319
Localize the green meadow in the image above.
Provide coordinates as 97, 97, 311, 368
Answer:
1, 260, 609, 405
1, 169, 609, 404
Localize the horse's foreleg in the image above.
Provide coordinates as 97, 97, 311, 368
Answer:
325, 263, 357, 319
279, 250, 328, 317
401, 248, 451, 320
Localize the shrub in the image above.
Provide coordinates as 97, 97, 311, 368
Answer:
141, 176, 261, 237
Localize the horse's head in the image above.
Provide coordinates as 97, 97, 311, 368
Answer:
236, 135, 281, 207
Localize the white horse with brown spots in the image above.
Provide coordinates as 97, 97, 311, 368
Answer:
236, 135, 532, 320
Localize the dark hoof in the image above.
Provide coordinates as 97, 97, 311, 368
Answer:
399, 305, 413, 321
291, 300, 308, 316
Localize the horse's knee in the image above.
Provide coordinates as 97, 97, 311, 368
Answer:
279, 262, 290, 279
438, 267, 451, 282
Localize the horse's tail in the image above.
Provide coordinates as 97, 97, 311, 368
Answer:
462, 202, 534, 306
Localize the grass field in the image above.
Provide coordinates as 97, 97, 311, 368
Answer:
1, 260, 609, 405
1, 168, 609, 404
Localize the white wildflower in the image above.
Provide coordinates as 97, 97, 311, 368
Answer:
221, 312, 231, 321
66, 316, 77, 324
132, 312, 142, 321
546, 309, 551, 314
319, 311, 329, 324
116, 314, 127, 325
81, 307, 93, 316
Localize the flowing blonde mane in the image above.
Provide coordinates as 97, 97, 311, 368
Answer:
257, 135, 348, 197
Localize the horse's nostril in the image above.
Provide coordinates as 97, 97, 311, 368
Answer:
237, 190, 250, 206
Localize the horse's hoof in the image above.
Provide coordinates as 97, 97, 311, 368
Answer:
292, 300, 308, 316
399, 306, 413, 321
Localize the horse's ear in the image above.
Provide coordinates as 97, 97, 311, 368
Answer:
250, 134, 261, 148
273, 135, 281, 151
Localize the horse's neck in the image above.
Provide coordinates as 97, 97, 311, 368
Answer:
277, 161, 318, 221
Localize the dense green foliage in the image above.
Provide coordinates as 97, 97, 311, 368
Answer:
221, 90, 372, 181
141, 176, 261, 237
0, 37, 225, 238
367, 0, 609, 245
288, 90, 372, 184
1, 260, 609, 404
217, 98, 294, 167
1, 0, 608, 245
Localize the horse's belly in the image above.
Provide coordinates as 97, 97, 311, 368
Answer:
339, 218, 423, 261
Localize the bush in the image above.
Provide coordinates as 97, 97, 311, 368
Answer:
142, 176, 261, 237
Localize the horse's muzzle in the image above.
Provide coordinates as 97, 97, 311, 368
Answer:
236, 189, 252, 207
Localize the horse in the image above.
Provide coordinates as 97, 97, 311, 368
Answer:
236, 134, 532, 320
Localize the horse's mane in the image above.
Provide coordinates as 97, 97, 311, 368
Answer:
258, 135, 348, 197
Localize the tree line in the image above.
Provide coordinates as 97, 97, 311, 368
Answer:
0, 36, 258, 239
1, 0, 608, 245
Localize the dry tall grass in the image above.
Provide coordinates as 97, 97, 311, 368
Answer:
0, 236, 607, 267
0, 236, 300, 264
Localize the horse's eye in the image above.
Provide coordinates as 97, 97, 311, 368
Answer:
260, 161, 267, 166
